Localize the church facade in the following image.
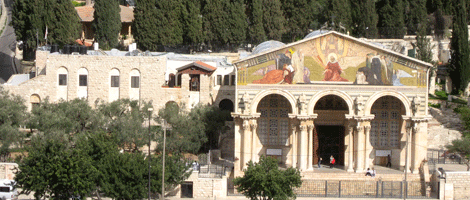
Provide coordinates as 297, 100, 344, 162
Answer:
231, 31, 432, 176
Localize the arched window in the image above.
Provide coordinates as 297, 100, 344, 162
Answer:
30, 94, 41, 110
168, 73, 175, 87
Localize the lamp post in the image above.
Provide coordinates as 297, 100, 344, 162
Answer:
148, 108, 153, 200
161, 119, 166, 200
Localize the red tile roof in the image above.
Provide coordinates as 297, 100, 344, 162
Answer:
194, 61, 217, 71
75, 4, 134, 22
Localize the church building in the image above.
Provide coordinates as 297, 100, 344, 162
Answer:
231, 31, 432, 176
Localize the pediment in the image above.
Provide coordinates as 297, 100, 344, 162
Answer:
234, 31, 431, 87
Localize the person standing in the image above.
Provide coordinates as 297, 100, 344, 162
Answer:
386, 154, 392, 168
318, 157, 322, 168
329, 155, 335, 168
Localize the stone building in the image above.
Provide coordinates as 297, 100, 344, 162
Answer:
3, 50, 236, 115
231, 31, 432, 176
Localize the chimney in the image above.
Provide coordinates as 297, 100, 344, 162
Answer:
86, 0, 91, 5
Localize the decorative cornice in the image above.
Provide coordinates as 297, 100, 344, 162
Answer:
354, 115, 375, 122
411, 115, 433, 123
296, 114, 317, 120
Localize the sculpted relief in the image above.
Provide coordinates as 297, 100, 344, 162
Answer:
237, 34, 427, 87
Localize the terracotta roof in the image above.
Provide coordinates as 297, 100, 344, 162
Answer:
75, 4, 134, 22
177, 61, 217, 72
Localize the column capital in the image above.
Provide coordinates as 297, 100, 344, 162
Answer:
300, 125, 308, 131
364, 125, 371, 133
242, 120, 250, 130
356, 125, 364, 132
307, 124, 315, 131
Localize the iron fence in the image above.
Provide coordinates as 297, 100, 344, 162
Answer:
427, 149, 462, 171
228, 179, 434, 199
198, 164, 226, 178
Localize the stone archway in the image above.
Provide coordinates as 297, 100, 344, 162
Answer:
369, 95, 406, 167
256, 94, 292, 166
313, 95, 349, 167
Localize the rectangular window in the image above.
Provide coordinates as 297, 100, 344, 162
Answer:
111, 76, 120, 87
217, 75, 222, 85
79, 75, 87, 86
231, 75, 236, 86
58, 74, 67, 86
223, 75, 230, 85
131, 76, 140, 88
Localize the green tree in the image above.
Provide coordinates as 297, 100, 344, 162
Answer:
98, 99, 152, 152
158, 103, 207, 153
325, 0, 352, 33
449, 0, 470, 92
12, 0, 81, 60
262, 0, 285, 41
0, 88, 27, 160
377, 0, 406, 38
156, 0, 185, 46
27, 99, 102, 137
246, 0, 266, 44
233, 156, 302, 200
414, 22, 434, 63
446, 137, 470, 171
93, 0, 121, 49
281, 0, 320, 41
15, 136, 98, 199
99, 152, 148, 200
351, 0, 378, 38
149, 153, 191, 196
404, 0, 427, 35
182, 0, 204, 47
202, 0, 230, 48
133, 0, 160, 51
227, 0, 248, 49
189, 105, 230, 152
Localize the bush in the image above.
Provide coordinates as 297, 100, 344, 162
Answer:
454, 106, 470, 132
429, 103, 441, 108
434, 91, 448, 100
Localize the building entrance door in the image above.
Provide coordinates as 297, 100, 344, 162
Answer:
315, 125, 345, 166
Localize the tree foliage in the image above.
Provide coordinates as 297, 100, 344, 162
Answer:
93, 0, 122, 49
15, 136, 98, 200
133, 0, 160, 51
233, 156, 302, 200
11, 0, 80, 60
414, 22, 434, 63
325, 0, 352, 33
0, 88, 27, 159
377, 0, 406, 38
449, 0, 470, 92
351, 0, 378, 38
262, 0, 285, 41
446, 137, 470, 171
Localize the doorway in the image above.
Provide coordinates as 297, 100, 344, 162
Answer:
315, 125, 345, 166
181, 182, 193, 198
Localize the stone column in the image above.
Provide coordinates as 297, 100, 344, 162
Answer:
404, 122, 412, 173
364, 125, 372, 170
291, 119, 298, 168
233, 118, 243, 176
355, 125, 365, 173
299, 124, 308, 170
242, 119, 251, 170
411, 124, 421, 173
347, 123, 354, 172
250, 120, 258, 163
307, 124, 314, 170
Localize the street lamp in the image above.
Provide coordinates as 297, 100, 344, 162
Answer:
148, 107, 153, 200
161, 119, 166, 200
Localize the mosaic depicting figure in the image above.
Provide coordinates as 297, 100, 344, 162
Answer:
322, 53, 348, 82
239, 34, 426, 87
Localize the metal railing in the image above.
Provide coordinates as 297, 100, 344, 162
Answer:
198, 164, 226, 178
228, 179, 434, 199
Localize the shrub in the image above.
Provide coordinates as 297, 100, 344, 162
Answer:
429, 103, 441, 108
434, 91, 448, 100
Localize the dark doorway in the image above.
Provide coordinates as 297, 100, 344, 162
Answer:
315, 125, 345, 166
181, 182, 193, 198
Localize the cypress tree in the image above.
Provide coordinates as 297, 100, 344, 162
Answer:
404, 0, 427, 35
201, 0, 229, 48
325, 0, 352, 33
12, 0, 81, 60
414, 22, 434, 63
281, 0, 316, 41
93, 0, 121, 50
449, 0, 470, 92
351, 0, 378, 38
133, 0, 160, 51
227, 0, 247, 49
246, 0, 266, 44
377, 0, 406, 38
182, 0, 204, 47
262, 0, 285, 41
156, 0, 184, 46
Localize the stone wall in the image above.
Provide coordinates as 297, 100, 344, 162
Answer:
173, 172, 227, 198
4, 50, 235, 113
0, 163, 17, 180
443, 172, 470, 200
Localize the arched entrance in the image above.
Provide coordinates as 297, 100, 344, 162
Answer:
256, 94, 292, 166
313, 95, 349, 166
219, 99, 234, 121
370, 96, 406, 167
